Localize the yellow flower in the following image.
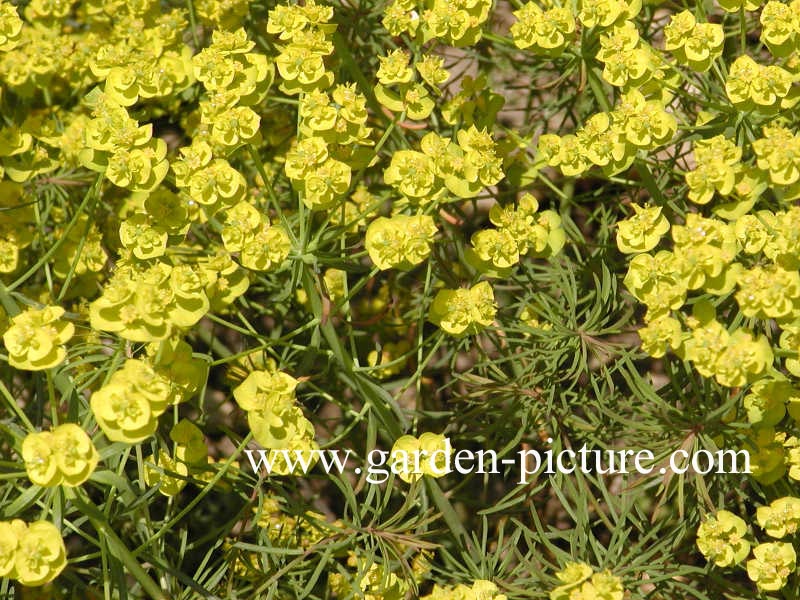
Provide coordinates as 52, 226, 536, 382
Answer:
285, 136, 328, 181
696, 510, 750, 567
233, 369, 299, 412
2, 305, 74, 371
734, 214, 768, 255
0, 520, 18, 577
384, 150, 437, 200
90, 262, 211, 341
745, 427, 786, 485
623, 251, 686, 317
222, 202, 291, 272
664, 12, 724, 71
616, 204, 669, 254
747, 542, 796, 591
539, 133, 589, 177
470, 580, 507, 600
614, 89, 676, 148
429, 281, 496, 336
376, 49, 414, 85
321, 268, 347, 304
680, 318, 727, 377
52, 424, 99, 486
301, 157, 351, 210
417, 55, 449, 88
511, 4, 576, 56
550, 562, 593, 600
0, 2, 23, 52
418, 432, 451, 477
472, 228, 520, 269
588, 0, 640, 26
210, 106, 261, 147
267, 3, 310, 40
12, 520, 67, 587
144, 449, 189, 497
90, 359, 174, 444
744, 379, 793, 425
726, 56, 791, 109
187, 158, 247, 210
736, 265, 800, 320
367, 340, 411, 379
21, 431, 59, 487
685, 135, 742, 205
240, 224, 291, 272
365, 214, 437, 271
232, 369, 316, 451
757, 497, 800, 538
760, 1, 797, 56
382, 1, 419, 36
119, 213, 168, 260
422, 579, 507, 599
389, 432, 450, 483
753, 125, 800, 186
261, 436, 320, 476
725, 55, 760, 107
713, 329, 773, 388
423, 0, 492, 46
170, 418, 208, 466
638, 315, 682, 358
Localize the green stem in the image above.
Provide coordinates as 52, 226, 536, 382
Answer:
0, 379, 34, 432
66, 488, 167, 600
56, 189, 100, 303
8, 175, 102, 292
132, 432, 253, 557
185, 0, 200, 50
247, 145, 296, 244
739, 5, 747, 53
0, 278, 20, 316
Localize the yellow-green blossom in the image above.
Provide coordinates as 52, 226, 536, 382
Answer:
757, 497, 800, 538
616, 204, 669, 253
429, 281, 496, 336
2, 305, 74, 371
696, 510, 750, 567
747, 542, 796, 591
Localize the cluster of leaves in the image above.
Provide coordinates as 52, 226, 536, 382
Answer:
0, 0, 799, 597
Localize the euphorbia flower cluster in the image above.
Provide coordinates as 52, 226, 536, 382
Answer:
90, 358, 180, 443
0, 520, 66, 587
22, 423, 98, 487
233, 368, 318, 475
2, 305, 74, 371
